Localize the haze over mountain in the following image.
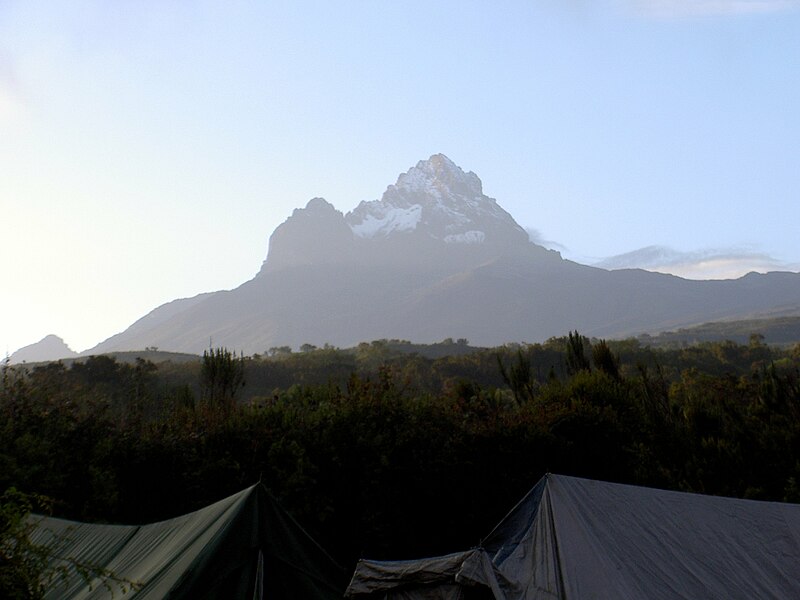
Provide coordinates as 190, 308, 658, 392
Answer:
84, 155, 800, 356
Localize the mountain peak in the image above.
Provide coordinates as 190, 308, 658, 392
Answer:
394, 154, 482, 199
10, 334, 78, 364
345, 154, 528, 247
303, 197, 338, 214
262, 196, 355, 271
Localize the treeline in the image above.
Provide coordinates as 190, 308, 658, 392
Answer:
2, 334, 800, 569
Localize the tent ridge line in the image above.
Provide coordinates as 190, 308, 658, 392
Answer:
138, 490, 253, 594
545, 482, 568, 600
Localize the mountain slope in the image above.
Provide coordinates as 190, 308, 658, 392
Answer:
86, 156, 800, 355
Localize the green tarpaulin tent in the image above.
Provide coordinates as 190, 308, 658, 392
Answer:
29, 483, 346, 599
346, 474, 800, 600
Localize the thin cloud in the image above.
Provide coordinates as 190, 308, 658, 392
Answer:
627, 0, 800, 18
595, 245, 799, 280
0, 56, 27, 126
0, 86, 25, 124
526, 227, 568, 253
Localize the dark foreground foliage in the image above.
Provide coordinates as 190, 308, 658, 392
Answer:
2, 336, 800, 575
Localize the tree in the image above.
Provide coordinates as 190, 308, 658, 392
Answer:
497, 349, 536, 404
201, 348, 245, 410
566, 331, 591, 375
592, 340, 621, 380
268, 346, 292, 357
0, 488, 50, 599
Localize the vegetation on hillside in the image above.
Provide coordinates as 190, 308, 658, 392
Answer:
2, 333, 800, 578
640, 315, 800, 348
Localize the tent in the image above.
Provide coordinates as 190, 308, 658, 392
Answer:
28, 483, 346, 599
346, 474, 800, 600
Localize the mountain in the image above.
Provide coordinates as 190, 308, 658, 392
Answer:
85, 155, 800, 355
10, 334, 78, 364
260, 154, 545, 274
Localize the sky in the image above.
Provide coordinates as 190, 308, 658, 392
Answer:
2, 0, 799, 354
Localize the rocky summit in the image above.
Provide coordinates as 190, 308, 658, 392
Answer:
262, 154, 542, 274
346, 154, 529, 248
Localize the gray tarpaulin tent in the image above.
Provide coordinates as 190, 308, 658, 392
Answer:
346, 474, 800, 600
29, 483, 346, 599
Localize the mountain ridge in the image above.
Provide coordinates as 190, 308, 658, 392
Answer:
82, 155, 800, 355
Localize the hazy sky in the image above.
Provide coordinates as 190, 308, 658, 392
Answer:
2, 0, 799, 354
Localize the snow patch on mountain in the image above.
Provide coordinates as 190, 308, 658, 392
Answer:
395, 166, 444, 199
444, 230, 485, 244
350, 204, 423, 239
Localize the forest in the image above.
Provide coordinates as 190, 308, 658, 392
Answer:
2, 332, 800, 588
